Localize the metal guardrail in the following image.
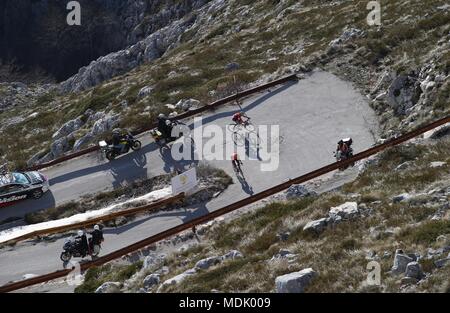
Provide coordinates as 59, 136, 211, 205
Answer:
25, 74, 298, 171
1, 193, 185, 245
1, 115, 448, 293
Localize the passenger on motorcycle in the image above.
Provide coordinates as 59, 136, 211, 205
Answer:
75, 230, 89, 257
112, 128, 127, 154
232, 111, 249, 125
157, 114, 173, 139
90, 224, 104, 247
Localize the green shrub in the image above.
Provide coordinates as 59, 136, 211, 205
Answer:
75, 265, 112, 293
340, 238, 360, 251
401, 221, 450, 245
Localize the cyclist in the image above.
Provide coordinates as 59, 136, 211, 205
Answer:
232, 111, 249, 126
231, 153, 243, 172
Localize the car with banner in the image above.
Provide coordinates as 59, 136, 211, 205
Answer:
0, 171, 50, 206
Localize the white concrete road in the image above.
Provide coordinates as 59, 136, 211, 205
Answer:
0, 71, 378, 287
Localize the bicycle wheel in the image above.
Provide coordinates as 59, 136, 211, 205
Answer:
227, 123, 237, 133
246, 131, 261, 146
232, 132, 245, 146
233, 123, 244, 133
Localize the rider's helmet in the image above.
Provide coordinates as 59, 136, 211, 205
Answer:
94, 225, 100, 231
158, 113, 166, 119
348, 138, 353, 146
77, 230, 84, 237
112, 128, 121, 135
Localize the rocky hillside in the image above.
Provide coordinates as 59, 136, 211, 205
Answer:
76, 126, 450, 293
0, 0, 210, 83
0, 0, 448, 169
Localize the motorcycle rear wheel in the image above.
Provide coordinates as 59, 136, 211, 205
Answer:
92, 245, 101, 257
106, 150, 116, 161
60, 251, 72, 262
131, 140, 142, 151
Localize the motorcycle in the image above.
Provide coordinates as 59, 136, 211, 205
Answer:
60, 237, 101, 262
150, 120, 194, 147
334, 148, 354, 171
99, 132, 142, 161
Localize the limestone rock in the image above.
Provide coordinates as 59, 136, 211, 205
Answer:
143, 274, 160, 289
391, 250, 414, 275
95, 282, 121, 293
195, 256, 222, 270
329, 202, 359, 220
275, 268, 317, 293
303, 218, 328, 234
286, 184, 316, 199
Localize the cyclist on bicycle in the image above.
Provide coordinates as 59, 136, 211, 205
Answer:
232, 111, 249, 125
231, 153, 243, 172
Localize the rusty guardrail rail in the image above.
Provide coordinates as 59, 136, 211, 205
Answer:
26, 74, 298, 171
1, 115, 448, 293
1, 193, 185, 245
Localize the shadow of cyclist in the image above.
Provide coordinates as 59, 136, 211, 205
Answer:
236, 171, 254, 195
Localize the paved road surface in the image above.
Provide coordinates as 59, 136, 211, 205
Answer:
0, 71, 378, 287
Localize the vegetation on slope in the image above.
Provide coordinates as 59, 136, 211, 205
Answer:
1, 0, 448, 169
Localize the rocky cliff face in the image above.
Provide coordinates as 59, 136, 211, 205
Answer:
60, 0, 219, 92
0, 0, 210, 83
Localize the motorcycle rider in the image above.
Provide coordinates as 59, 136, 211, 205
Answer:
75, 230, 89, 257
336, 138, 353, 159
90, 224, 104, 246
89, 224, 104, 255
112, 128, 127, 154
157, 113, 173, 139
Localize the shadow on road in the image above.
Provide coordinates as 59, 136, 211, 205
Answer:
103, 213, 161, 235
50, 149, 148, 186
110, 152, 148, 189
158, 140, 199, 174
0, 191, 56, 223
186, 80, 298, 128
